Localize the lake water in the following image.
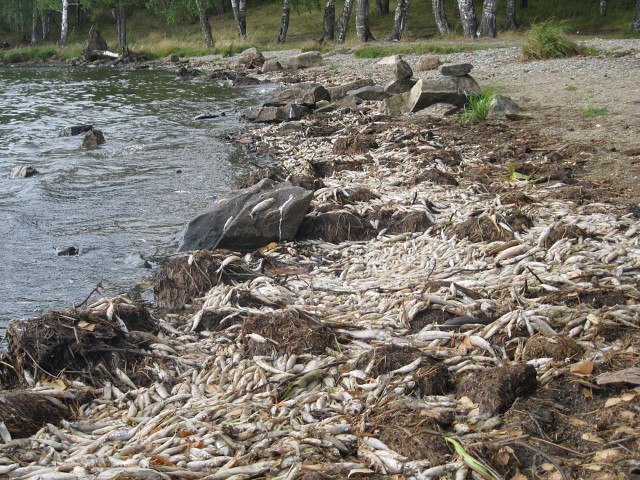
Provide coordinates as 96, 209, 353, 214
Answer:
0, 66, 261, 326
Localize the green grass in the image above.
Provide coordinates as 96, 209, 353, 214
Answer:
522, 20, 586, 60
353, 43, 501, 58
582, 107, 609, 116
564, 84, 578, 91
462, 86, 497, 124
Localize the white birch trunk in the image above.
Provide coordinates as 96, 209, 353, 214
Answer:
59, 0, 69, 48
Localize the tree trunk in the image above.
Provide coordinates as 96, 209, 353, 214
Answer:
278, 0, 290, 43
432, 0, 450, 34
505, 0, 517, 29
389, 0, 411, 40
238, 0, 246, 38
477, 0, 498, 37
112, 8, 128, 54
31, 9, 38, 45
382, 0, 390, 14
323, 0, 335, 40
457, 0, 477, 37
376, 0, 383, 13
230, 0, 245, 39
336, 0, 354, 43
355, 0, 374, 41
42, 12, 51, 40
59, 0, 69, 47
519, 0, 527, 7
195, 0, 214, 47
599, 0, 607, 16
218, 0, 227, 14
454, 0, 460, 18
634, 0, 640, 31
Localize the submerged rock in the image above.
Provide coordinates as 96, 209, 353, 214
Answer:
82, 129, 105, 149
10, 165, 39, 178
59, 125, 93, 137
177, 179, 313, 252
57, 246, 79, 256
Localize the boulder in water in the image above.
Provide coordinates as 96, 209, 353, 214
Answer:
82, 129, 105, 149
10, 165, 39, 178
59, 125, 93, 137
177, 179, 313, 252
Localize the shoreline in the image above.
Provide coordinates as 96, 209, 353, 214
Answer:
0, 45, 639, 478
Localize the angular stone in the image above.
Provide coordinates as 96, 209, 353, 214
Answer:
82, 129, 105, 149
441, 63, 473, 77
414, 102, 459, 118
59, 125, 93, 137
237, 47, 265, 68
261, 58, 283, 73
383, 77, 417, 95
382, 93, 407, 117
327, 79, 375, 101
489, 95, 520, 115
10, 165, 39, 178
287, 51, 322, 69
347, 85, 391, 101
377, 55, 401, 66
405, 75, 481, 112
416, 55, 441, 71
244, 106, 283, 123
177, 179, 313, 252
283, 103, 310, 122
395, 59, 413, 80
273, 83, 330, 108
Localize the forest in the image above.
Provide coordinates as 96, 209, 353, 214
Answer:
1, 0, 640, 60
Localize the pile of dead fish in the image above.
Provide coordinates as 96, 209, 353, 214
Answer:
1, 105, 639, 480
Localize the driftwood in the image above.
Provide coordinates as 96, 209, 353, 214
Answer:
92, 49, 120, 59
0, 389, 81, 439
2, 298, 158, 387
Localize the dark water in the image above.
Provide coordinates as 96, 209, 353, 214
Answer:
0, 66, 263, 326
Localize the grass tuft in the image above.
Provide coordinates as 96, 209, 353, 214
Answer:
522, 20, 585, 60
353, 43, 501, 58
462, 86, 497, 124
582, 107, 609, 116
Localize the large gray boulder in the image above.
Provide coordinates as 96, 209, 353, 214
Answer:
273, 83, 330, 108
237, 48, 265, 68
244, 106, 283, 123
382, 93, 409, 116
441, 63, 473, 77
395, 59, 413, 80
327, 79, 375, 101
347, 85, 391, 101
383, 77, 417, 94
261, 59, 283, 73
287, 51, 322, 69
178, 179, 313, 252
405, 76, 480, 112
414, 102, 459, 118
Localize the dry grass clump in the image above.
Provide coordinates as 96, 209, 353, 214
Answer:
452, 215, 514, 242
296, 210, 377, 243
522, 21, 586, 60
332, 134, 378, 155
522, 334, 584, 361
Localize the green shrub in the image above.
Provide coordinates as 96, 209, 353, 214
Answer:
582, 107, 608, 116
522, 21, 585, 60
462, 86, 497, 124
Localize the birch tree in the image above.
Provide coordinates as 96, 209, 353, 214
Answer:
477, 0, 498, 38
355, 0, 374, 41
335, 0, 353, 43
389, 0, 410, 40
432, 0, 449, 34
194, 0, 214, 47
59, 0, 69, 47
230, 0, 246, 39
634, 0, 640, 31
600, 0, 607, 16
322, 0, 335, 40
457, 0, 477, 37
505, 0, 517, 29
278, 0, 290, 43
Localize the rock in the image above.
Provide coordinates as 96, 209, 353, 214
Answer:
395, 59, 413, 80
416, 55, 441, 71
346, 85, 391, 101
59, 125, 93, 137
193, 112, 220, 120
237, 47, 265, 68
164, 54, 180, 63
83, 24, 108, 61
327, 79, 375, 101
243, 106, 283, 123
57, 246, 79, 256
287, 174, 325, 191
124, 253, 152, 269
314, 100, 335, 113
383, 77, 417, 94
176, 67, 200, 78
287, 51, 322, 69
273, 83, 330, 108
377, 55, 401, 66
440, 63, 473, 77
232, 75, 262, 86
283, 104, 310, 122
177, 179, 313, 252
10, 166, 39, 178
405, 76, 481, 112
279, 122, 304, 134
414, 102, 459, 118
261, 59, 283, 73
382, 93, 408, 117
489, 94, 520, 115
82, 129, 106, 149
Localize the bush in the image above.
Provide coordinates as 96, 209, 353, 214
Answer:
522, 21, 585, 60
462, 86, 496, 124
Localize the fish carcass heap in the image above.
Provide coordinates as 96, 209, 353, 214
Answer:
4, 107, 639, 479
